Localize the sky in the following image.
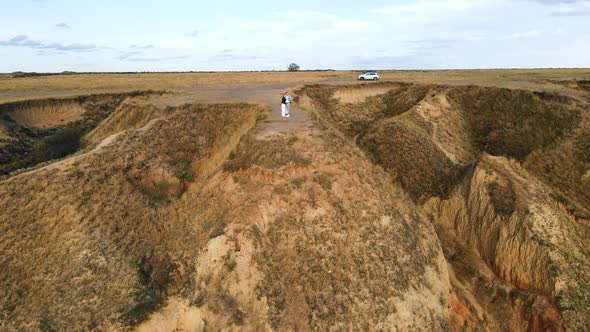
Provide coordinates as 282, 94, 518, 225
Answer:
0, 0, 589, 72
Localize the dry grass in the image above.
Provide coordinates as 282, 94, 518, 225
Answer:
448, 87, 580, 160
2, 69, 590, 330
0, 102, 258, 330
0, 71, 336, 103
224, 134, 310, 171
360, 117, 468, 201
6, 100, 85, 128
299, 82, 585, 205
2, 68, 589, 104
0, 93, 143, 175
298, 80, 590, 329
344, 68, 590, 92
217, 130, 449, 330
332, 84, 399, 104
83, 98, 155, 145
526, 126, 590, 219
297, 83, 433, 137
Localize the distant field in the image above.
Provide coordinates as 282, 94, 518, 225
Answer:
0, 71, 338, 103
0, 69, 589, 103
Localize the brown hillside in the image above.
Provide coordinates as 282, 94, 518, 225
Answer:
1, 76, 589, 331
297, 82, 590, 331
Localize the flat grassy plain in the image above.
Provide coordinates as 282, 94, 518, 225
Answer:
1, 69, 590, 103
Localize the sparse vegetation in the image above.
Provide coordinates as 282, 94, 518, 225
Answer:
360, 118, 467, 201
0, 92, 154, 175
291, 176, 306, 189
449, 87, 580, 160
224, 254, 237, 272
174, 159, 194, 182
2, 70, 590, 331
192, 290, 208, 307
224, 135, 310, 171
255, 108, 268, 122
313, 171, 333, 191
0, 102, 257, 330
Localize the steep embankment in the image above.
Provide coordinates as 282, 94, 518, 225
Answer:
172, 129, 451, 331
0, 92, 157, 175
0, 97, 451, 331
298, 82, 590, 331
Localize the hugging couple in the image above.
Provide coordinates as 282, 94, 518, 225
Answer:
281, 92, 292, 118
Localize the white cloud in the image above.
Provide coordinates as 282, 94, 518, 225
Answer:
130, 44, 154, 49
550, 0, 590, 16
186, 30, 199, 38
507, 30, 541, 39
2, 0, 589, 71
371, 0, 487, 15
55, 22, 70, 29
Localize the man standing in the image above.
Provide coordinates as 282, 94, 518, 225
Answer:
285, 92, 292, 117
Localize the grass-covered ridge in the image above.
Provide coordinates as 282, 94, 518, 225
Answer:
0, 102, 258, 330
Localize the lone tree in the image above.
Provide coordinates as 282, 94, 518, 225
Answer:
287, 63, 300, 72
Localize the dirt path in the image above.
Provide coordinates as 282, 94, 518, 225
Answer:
156, 84, 318, 139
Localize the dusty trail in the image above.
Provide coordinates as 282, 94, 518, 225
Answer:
157, 83, 318, 138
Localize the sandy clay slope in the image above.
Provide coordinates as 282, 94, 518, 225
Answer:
298, 82, 590, 331
0, 80, 589, 331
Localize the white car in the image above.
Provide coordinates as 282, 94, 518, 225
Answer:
358, 72, 380, 81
